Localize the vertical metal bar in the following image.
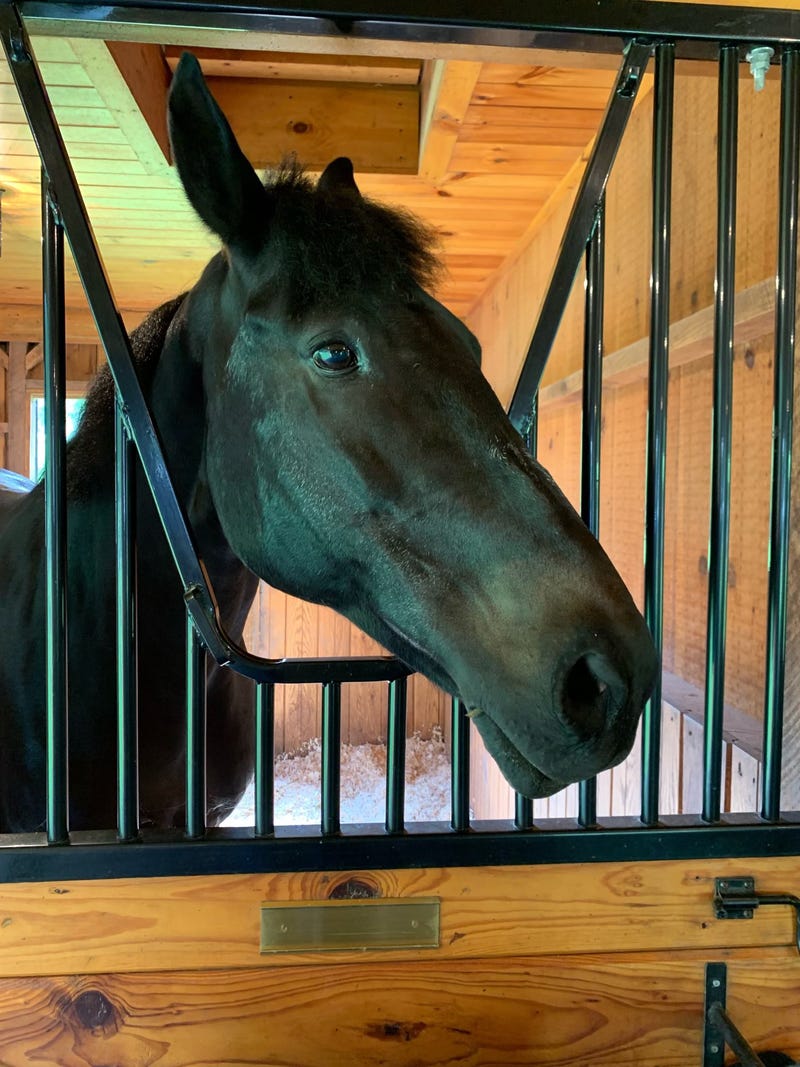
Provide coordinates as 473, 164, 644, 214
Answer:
254, 682, 275, 837
641, 42, 675, 827
516, 401, 538, 829
42, 172, 68, 845
508, 39, 651, 433
762, 47, 800, 823
321, 682, 341, 836
578, 198, 605, 829
185, 616, 206, 839
115, 399, 138, 841
450, 698, 470, 832
703, 46, 739, 824
385, 677, 407, 833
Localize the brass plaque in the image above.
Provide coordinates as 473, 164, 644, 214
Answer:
260, 897, 440, 953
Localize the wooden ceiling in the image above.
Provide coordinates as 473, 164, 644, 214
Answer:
0, 35, 619, 338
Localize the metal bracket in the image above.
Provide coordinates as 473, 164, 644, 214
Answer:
704, 963, 798, 1067
714, 877, 800, 953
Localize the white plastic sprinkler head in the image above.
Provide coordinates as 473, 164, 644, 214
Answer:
746, 46, 774, 92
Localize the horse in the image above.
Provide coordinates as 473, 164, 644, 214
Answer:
0, 53, 657, 833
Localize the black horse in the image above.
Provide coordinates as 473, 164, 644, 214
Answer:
0, 54, 657, 832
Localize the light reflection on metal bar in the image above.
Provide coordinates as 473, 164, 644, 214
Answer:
42, 172, 68, 845
451, 699, 470, 832
641, 42, 675, 827
254, 682, 275, 837
115, 400, 139, 842
386, 678, 407, 834
703, 46, 738, 824
578, 200, 605, 829
321, 682, 342, 836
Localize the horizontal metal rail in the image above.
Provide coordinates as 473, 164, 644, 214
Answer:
1, 819, 800, 883
20, 0, 800, 59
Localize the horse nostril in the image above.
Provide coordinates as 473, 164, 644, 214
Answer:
560, 652, 627, 741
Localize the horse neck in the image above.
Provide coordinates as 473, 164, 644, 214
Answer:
151, 299, 259, 641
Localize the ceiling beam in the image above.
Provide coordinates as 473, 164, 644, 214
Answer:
419, 60, 481, 182
206, 76, 419, 173
67, 38, 172, 173
163, 46, 420, 84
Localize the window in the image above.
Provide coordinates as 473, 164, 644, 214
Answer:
29, 396, 86, 481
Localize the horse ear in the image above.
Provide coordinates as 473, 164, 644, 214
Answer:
317, 157, 361, 197
168, 52, 268, 253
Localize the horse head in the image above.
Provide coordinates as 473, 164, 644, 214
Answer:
168, 53, 658, 798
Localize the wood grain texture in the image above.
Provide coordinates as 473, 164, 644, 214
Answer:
0, 953, 799, 1065
205, 76, 419, 174
2, 858, 800, 979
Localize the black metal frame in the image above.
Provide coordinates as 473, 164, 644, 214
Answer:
1, 0, 799, 882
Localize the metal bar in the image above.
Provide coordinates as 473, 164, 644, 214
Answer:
385, 677, 407, 834
641, 42, 675, 827
707, 1004, 766, 1067
42, 172, 68, 846
515, 400, 538, 829
21, 1, 800, 60
115, 400, 139, 842
703, 46, 738, 824
450, 699, 470, 832
0, 6, 407, 689
254, 682, 275, 838
321, 682, 342, 836
185, 617, 207, 839
508, 38, 651, 433
762, 47, 800, 823
578, 198, 605, 829
4, 819, 800, 885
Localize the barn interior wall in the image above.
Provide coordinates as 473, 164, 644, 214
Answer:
466, 65, 780, 404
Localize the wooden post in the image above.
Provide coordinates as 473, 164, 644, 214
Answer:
6, 341, 28, 477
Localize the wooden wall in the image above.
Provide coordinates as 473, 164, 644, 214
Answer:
1, 856, 799, 1063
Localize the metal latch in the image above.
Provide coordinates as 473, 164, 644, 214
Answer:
714, 877, 800, 953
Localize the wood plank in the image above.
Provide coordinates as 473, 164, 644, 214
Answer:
164, 46, 421, 84
2, 858, 800, 979
207, 76, 419, 173
106, 41, 172, 165
67, 38, 173, 176
418, 60, 482, 182
4, 956, 800, 1066
0, 305, 147, 344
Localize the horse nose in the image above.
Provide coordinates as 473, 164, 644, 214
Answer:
559, 651, 629, 742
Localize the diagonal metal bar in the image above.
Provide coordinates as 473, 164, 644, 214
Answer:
508, 38, 651, 433
0, 2, 405, 686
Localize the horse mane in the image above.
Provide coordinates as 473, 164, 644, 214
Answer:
66, 294, 186, 499
261, 160, 443, 312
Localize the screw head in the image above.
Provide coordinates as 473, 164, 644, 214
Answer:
711, 978, 721, 988
709, 1044, 719, 1055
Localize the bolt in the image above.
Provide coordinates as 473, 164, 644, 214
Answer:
709, 1044, 720, 1055
746, 47, 774, 92
712, 979, 721, 988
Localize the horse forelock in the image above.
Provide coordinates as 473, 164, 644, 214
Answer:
66, 294, 186, 498
258, 160, 443, 312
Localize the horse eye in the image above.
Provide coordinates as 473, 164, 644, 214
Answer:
311, 342, 358, 374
